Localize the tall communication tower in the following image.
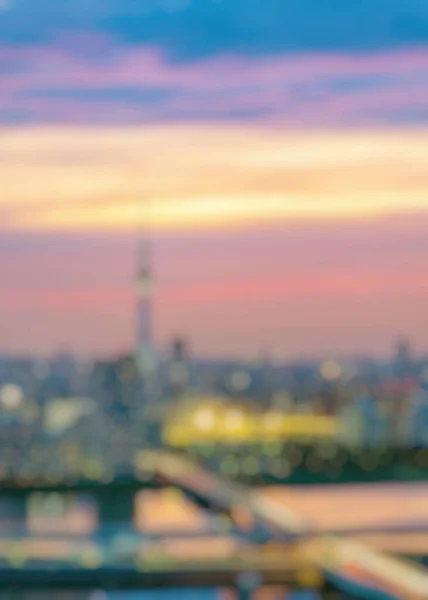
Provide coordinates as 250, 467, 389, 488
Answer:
135, 235, 157, 396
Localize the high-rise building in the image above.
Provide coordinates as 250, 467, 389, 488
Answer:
167, 336, 190, 397
406, 387, 428, 447
393, 336, 414, 379
135, 238, 157, 396
340, 394, 385, 448
171, 337, 187, 364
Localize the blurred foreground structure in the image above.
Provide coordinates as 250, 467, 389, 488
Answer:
1, 451, 428, 600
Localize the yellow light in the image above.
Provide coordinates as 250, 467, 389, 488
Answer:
194, 407, 216, 432
224, 408, 245, 432
7, 544, 27, 568
0, 384, 24, 409
320, 360, 343, 381
80, 548, 103, 569
83, 459, 103, 480
164, 424, 191, 447
164, 403, 339, 446
296, 567, 324, 588
264, 411, 284, 433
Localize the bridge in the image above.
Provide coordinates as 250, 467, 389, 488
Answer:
149, 451, 428, 598
1, 451, 428, 599
1, 442, 428, 535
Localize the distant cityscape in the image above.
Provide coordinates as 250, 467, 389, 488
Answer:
0, 239, 427, 488
1, 238, 428, 600
0, 334, 427, 484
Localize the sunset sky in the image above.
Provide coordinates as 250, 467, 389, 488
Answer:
1, 0, 428, 359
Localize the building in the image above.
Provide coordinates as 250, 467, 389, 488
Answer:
167, 336, 190, 398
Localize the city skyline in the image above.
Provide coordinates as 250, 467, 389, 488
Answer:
1, 0, 428, 358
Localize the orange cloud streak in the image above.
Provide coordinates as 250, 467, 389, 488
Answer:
1, 124, 428, 232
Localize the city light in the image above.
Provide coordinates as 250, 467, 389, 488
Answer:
0, 384, 24, 410
320, 360, 343, 381
194, 407, 216, 432
80, 547, 103, 569
264, 411, 284, 434
224, 408, 246, 432
230, 370, 252, 392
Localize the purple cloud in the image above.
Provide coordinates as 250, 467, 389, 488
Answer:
1, 42, 428, 125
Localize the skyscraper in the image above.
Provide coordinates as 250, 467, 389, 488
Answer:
135, 238, 157, 395
167, 336, 190, 397
171, 337, 187, 364
393, 336, 414, 379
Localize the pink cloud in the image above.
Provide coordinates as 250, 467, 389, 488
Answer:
158, 269, 428, 308
157, 266, 428, 359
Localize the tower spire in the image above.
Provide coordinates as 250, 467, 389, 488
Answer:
135, 235, 157, 394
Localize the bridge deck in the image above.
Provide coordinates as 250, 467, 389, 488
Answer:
150, 452, 428, 599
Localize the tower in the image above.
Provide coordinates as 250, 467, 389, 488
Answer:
135, 238, 157, 395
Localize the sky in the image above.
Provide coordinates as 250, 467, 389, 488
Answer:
1, 0, 428, 360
